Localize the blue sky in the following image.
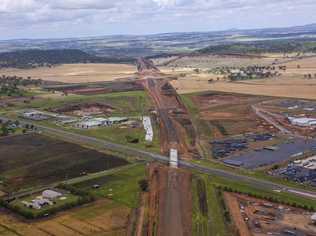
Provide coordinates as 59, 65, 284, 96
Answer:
1, 0, 316, 39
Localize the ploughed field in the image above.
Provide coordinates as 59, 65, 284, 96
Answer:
0, 134, 128, 193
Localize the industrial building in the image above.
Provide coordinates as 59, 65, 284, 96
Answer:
143, 116, 153, 142
75, 117, 128, 129
288, 117, 316, 127
22, 110, 50, 121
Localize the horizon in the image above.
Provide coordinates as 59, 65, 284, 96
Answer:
2, 22, 316, 42
1, 0, 316, 40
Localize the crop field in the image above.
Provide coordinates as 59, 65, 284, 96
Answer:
0, 134, 128, 194
172, 76, 316, 99
0, 199, 130, 236
166, 55, 316, 99
0, 63, 136, 83
156, 54, 284, 69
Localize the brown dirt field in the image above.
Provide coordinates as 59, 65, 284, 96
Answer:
224, 192, 252, 236
147, 163, 192, 236
192, 92, 276, 137
0, 63, 136, 83
0, 191, 6, 197
0, 199, 130, 236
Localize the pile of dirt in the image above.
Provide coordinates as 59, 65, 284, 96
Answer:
49, 102, 115, 116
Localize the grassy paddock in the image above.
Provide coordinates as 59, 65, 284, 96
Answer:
192, 174, 234, 236
72, 164, 146, 208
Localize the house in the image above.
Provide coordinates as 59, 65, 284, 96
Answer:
22, 198, 53, 210
42, 190, 62, 200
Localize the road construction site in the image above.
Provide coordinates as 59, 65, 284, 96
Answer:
225, 192, 316, 236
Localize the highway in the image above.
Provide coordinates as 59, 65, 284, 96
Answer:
1, 116, 316, 200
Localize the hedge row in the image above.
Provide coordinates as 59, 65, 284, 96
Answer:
216, 185, 315, 211
0, 185, 95, 219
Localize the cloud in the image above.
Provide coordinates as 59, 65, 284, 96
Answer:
0, 0, 316, 39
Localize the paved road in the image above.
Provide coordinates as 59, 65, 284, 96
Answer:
252, 105, 292, 135
1, 116, 316, 200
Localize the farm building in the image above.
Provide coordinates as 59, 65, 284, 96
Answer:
42, 190, 62, 200
288, 117, 316, 127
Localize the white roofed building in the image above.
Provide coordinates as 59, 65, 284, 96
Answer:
42, 190, 62, 200
288, 117, 316, 127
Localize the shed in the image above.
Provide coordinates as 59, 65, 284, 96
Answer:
42, 190, 62, 200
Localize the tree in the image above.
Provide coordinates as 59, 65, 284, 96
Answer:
1, 124, 9, 136
138, 179, 149, 192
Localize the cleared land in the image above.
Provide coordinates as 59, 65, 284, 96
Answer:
181, 92, 280, 159
147, 163, 192, 236
141, 78, 198, 158
0, 63, 136, 83
0, 134, 128, 193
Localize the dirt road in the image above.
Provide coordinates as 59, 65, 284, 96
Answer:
148, 164, 192, 236
141, 78, 198, 158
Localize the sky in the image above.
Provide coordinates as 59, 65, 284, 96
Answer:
1, 0, 316, 40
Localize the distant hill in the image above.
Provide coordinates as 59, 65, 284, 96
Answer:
198, 39, 316, 55
0, 49, 135, 69
1, 23, 316, 58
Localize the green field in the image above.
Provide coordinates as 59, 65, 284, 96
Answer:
72, 163, 146, 208
192, 174, 233, 236
10, 90, 153, 116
